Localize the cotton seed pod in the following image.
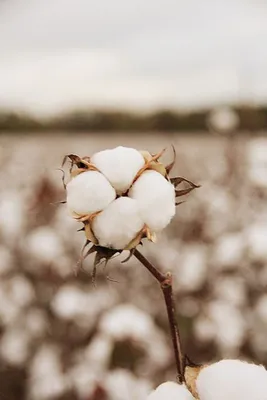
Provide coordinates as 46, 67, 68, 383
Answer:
61, 146, 199, 274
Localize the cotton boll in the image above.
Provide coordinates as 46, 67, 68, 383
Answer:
129, 170, 175, 232
52, 285, 90, 320
105, 369, 152, 400
207, 301, 246, 353
196, 360, 267, 400
25, 226, 64, 264
91, 146, 145, 194
177, 245, 207, 291
99, 304, 154, 341
84, 334, 113, 372
29, 344, 68, 400
8, 275, 35, 308
147, 382, 195, 400
0, 329, 30, 366
67, 171, 116, 215
93, 197, 144, 249
212, 233, 245, 270
0, 192, 25, 240
246, 223, 267, 262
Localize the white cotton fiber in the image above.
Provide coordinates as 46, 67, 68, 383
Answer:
129, 170, 176, 231
99, 304, 154, 341
91, 146, 145, 194
147, 382, 195, 400
93, 197, 144, 249
66, 170, 116, 215
196, 359, 267, 400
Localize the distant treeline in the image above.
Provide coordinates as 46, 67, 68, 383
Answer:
0, 105, 266, 132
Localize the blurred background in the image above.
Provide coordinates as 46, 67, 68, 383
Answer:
1, 0, 267, 399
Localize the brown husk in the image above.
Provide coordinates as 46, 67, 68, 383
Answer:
185, 365, 205, 399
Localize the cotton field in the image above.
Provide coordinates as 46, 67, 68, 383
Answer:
0, 132, 267, 400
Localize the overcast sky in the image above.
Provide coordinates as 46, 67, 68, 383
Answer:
0, 0, 267, 115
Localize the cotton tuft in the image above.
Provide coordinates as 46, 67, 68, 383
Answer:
196, 359, 267, 400
91, 146, 145, 194
63, 146, 194, 253
129, 170, 176, 231
66, 170, 116, 215
93, 197, 144, 249
147, 382, 195, 400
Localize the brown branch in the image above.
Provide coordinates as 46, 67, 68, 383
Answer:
133, 249, 185, 383
133, 248, 165, 284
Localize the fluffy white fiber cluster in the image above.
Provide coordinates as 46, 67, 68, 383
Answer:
196, 359, 267, 400
66, 146, 176, 250
148, 360, 267, 400
147, 382, 194, 400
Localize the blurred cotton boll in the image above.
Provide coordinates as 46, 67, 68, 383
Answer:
24, 308, 48, 338
0, 192, 25, 241
52, 284, 117, 331
7, 275, 35, 307
91, 146, 145, 194
208, 106, 239, 134
246, 223, 267, 262
105, 369, 152, 400
177, 244, 207, 291
99, 304, 155, 341
196, 360, 267, 400
147, 382, 195, 400
213, 277, 246, 307
129, 170, 176, 232
207, 301, 246, 355
25, 226, 64, 264
69, 366, 102, 399
67, 170, 116, 215
247, 138, 267, 187
0, 329, 30, 366
84, 334, 113, 372
93, 197, 144, 249
98, 304, 171, 372
212, 233, 245, 270
29, 344, 68, 400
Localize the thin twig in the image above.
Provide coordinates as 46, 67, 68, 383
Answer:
133, 249, 185, 383
133, 249, 165, 283
161, 274, 185, 383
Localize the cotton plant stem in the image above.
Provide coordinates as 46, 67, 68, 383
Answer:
133, 249, 185, 383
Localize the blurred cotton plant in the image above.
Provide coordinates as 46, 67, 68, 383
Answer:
61, 145, 199, 383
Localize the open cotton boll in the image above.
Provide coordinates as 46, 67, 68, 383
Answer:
147, 382, 195, 400
93, 197, 144, 249
129, 170, 176, 232
91, 146, 145, 194
66, 171, 116, 215
196, 359, 267, 400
